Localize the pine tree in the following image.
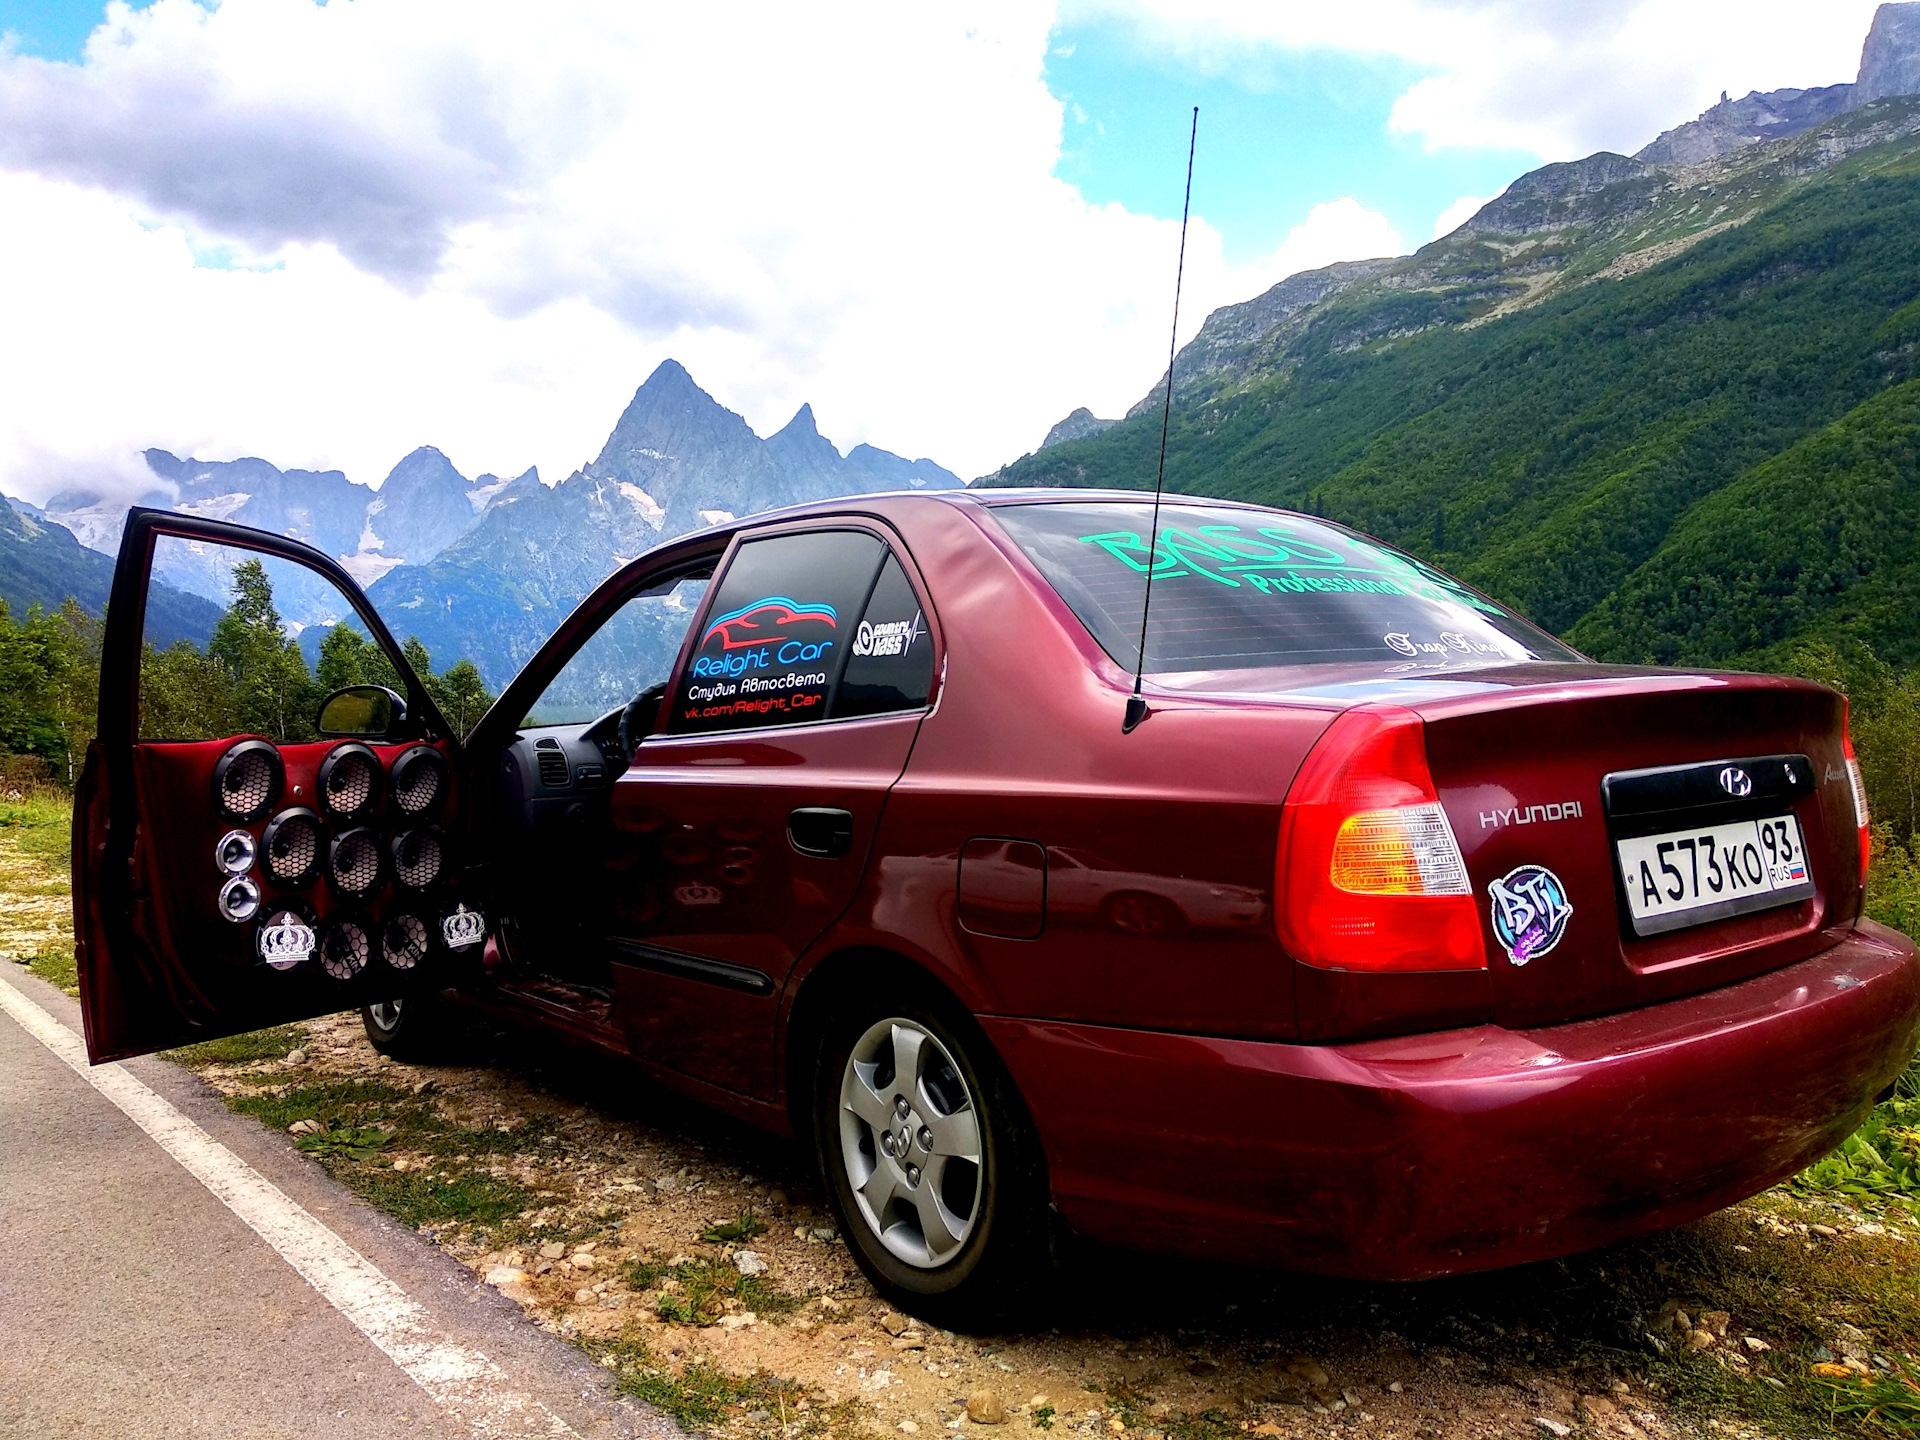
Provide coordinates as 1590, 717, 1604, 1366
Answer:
208, 559, 315, 742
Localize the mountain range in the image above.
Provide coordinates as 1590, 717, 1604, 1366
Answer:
6, 362, 958, 687
994, 2, 1920, 671
8, 3, 1920, 695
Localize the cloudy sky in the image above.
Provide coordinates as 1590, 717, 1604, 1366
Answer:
0, 0, 1889, 501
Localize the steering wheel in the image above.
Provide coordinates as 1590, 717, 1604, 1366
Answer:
616, 683, 669, 760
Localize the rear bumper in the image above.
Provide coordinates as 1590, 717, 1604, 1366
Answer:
983, 920, 1920, 1280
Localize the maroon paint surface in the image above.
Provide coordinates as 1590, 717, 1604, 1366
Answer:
78, 490, 1920, 1279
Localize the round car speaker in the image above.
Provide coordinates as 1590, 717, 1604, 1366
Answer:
211, 740, 283, 824
382, 913, 429, 972
260, 808, 323, 887
214, 829, 257, 877
391, 827, 445, 891
218, 874, 261, 922
390, 744, 448, 818
318, 742, 383, 822
254, 903, 316, 970
328, 827, 384, 899
318, 918, 371, 981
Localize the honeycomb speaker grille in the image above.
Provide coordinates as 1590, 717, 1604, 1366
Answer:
391, 827, 445, 891
329, 827, 384, 898
391, 745, 448, 817
318, 919, 370, 981
260, 808, 323, 887
212, 741, 283, 824
318, 743, 382, 821
382, 913, 429, 971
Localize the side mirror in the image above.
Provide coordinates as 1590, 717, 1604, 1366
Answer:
317, 685, 408, 740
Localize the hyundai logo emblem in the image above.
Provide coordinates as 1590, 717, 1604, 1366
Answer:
1719, 766, 1753, 798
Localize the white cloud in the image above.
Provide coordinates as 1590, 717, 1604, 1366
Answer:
3, 0, 1383, 495
1237, 198, 1403, 297
1431, 194, 1489, 241
0, 0, 1892, 499
1071, 0, 1886, 160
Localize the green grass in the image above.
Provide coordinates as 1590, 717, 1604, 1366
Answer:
582, 1328, 855, 1436
627, 1251, 801, 1326
24, 942, 76, 994
0, 790, 72, 871
701, 1211, 767, 1244
1822, 1360, 1920, 1435
213, 1078, 540, 1234
162, 1024, 308, 1066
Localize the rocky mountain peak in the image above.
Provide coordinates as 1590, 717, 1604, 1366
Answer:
1460, 153, 1660, 236
1635, 3, 1920, 167
1040, 408, 1119, 450
1860, 2, 1920, 104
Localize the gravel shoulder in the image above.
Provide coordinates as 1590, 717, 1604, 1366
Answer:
5, 812, 1918, 1440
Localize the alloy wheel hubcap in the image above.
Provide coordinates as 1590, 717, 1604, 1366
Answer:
369, 1000, 404, 1032
838, 1018, 983, 1269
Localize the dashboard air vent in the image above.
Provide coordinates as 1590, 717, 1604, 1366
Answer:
537, 750, 570, 788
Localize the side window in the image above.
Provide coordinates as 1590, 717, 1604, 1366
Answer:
523, 572, 710, 726
139, 539, 379, 742
670, 530, 885, 734
832, 555, 934, 719
137, 537, 494, 741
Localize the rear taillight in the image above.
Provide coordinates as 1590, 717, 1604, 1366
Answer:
1844, 700, 1870, 885
1277, 707, 1486, 972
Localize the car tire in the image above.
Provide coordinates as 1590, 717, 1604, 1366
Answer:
360, 994, 446, 1061
811, 983, 1049, 1328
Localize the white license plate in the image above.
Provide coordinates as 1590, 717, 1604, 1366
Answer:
1615, 814, 1814, 936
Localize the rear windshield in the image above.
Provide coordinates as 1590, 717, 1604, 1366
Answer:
989, 500, 1579, 674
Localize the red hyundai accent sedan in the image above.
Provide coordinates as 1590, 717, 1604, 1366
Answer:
73, 491, 1920, 1322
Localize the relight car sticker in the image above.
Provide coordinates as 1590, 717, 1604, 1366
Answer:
700, 596, 840, 650
1487, 864, 1573, 966
685, 593, 841, 725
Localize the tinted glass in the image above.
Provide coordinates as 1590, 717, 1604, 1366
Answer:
524, 573, 710, 725
990, 501, 1579, 674
832, 555, 934, 719
670, 530, 885, 733
139, 538, 372, 742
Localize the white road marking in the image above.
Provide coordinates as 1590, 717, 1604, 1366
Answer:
0, 972, 580, 1438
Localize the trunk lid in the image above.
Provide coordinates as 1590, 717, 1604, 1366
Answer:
1409, 665, 1859, 1027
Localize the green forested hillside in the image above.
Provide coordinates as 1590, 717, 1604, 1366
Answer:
991, 101, 1920, 665
1574, 379, 1920, 665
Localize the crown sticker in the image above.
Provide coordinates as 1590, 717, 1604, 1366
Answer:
257, 913, 316, 970
442, 903, 486, 951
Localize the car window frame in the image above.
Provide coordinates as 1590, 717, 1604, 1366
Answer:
469, 534, 732, 755
659, 515, 942, 741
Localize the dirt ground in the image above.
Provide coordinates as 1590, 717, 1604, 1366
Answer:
5, 814, 1912, 1440
174, 1003, 1919, 1440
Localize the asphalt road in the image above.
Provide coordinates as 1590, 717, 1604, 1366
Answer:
0, 967, 680, 1440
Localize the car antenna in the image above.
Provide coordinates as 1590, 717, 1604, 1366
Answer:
1124, 105, 1198, 735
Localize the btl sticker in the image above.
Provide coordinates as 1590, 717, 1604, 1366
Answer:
1487, 865, 1573, 966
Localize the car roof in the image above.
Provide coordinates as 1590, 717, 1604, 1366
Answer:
711, 486, 1306, 534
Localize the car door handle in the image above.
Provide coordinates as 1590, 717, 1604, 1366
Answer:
788, 807, 855, 858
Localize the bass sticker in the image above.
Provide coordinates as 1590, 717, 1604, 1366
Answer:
1487, 864, 1573, 966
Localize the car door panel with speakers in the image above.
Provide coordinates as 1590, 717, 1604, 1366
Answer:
73, 511, 481, 1062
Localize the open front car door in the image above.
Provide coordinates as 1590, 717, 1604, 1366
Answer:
73, 508, 481, 1062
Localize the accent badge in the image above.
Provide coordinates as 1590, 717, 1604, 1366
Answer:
257, 913, 316, 970
1487, 864, 1573, 966
441, 903, 486, 951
